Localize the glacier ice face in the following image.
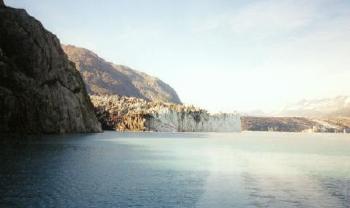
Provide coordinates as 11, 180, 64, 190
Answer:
91, 95, 241, 132
149, 108, 241, 132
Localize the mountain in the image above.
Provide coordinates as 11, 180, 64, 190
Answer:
0, 3, 101, 134
62, 45, 182, 104
277, 96, 350, 117
241, 116, 350, 133
241, 117, 318, 132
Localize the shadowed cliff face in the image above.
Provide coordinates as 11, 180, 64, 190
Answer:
62, 45, 182, 104
0, 5, 101, 134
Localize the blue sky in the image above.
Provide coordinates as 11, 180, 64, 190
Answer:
6, 0, 350, 113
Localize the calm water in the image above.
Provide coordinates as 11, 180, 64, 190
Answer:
1, 132, 350, 208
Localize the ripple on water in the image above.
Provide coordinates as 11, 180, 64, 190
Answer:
1, 132, 350, 208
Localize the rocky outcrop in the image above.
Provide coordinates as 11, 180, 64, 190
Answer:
91, 95, 241, 132
0, 5, 101, 134
62, 45, 182, 104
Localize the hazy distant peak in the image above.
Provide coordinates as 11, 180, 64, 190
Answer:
277, 95, 350, 117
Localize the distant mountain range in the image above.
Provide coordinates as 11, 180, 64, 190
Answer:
277, 96, 350, 117
62, 45, 181, 104
241, 96, 350, 133
241, 116, 350, 133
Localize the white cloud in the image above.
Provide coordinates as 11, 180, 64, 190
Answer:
228, 0, 318, 36
194, 0, 342, 38
176, 0, 350, 112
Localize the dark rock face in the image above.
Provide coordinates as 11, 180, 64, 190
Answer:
0, 6, 102, 134
62, 45, 182, 104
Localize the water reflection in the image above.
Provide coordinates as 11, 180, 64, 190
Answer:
0, 132, 350, 207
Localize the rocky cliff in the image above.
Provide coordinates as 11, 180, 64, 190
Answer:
0, 4, 101, 134
62, 45, 182, 104
91, 95, 241, 132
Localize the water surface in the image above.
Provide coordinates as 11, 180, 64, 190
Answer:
1, 132, 350, 207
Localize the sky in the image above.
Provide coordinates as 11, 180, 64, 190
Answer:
6, 0, 350, 113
